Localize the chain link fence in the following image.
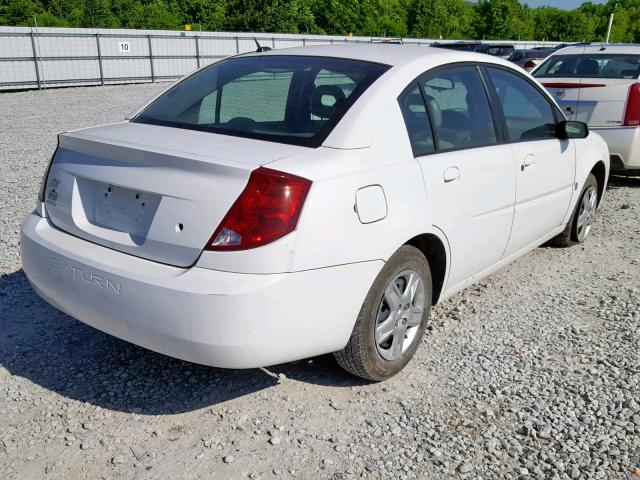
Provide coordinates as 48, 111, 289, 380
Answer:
0, 26, 559, 91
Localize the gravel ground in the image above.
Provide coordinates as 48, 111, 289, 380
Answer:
1, 84, 639, 480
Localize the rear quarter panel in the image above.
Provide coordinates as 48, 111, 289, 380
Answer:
261, 105, 443, 273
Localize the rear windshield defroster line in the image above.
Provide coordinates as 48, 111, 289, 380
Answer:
133, 55, 391, 148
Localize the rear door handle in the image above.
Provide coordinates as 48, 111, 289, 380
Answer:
443, 166, 461, 183
521, 154, 536, 171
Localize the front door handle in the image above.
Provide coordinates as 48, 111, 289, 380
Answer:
521, 154, 536, 171
443, 166, 461, 183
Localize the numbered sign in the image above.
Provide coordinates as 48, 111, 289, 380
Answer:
118, 42, 131, 54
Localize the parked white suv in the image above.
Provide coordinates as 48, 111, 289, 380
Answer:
21, 45, 609, 380
533, 44, 640, 173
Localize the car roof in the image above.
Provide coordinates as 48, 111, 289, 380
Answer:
553, 44, 640, 55
242, 43, 495, 68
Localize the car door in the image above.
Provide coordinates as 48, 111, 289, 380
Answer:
399, 65, 516, 289
483, 66, 576, 256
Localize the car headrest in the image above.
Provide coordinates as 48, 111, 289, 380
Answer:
578, 59, 599, 76
557, 61, 575, 75
310, 85, 346, 119
425, 94, 442, 129
403, 92, 442, 129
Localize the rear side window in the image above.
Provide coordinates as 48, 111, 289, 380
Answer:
486, 67, 557, 142
399, 85, 435, 156
421, 66, 497, 151
534, 54, 640, 79
134, 55, 389, 147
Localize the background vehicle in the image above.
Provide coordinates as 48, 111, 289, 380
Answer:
509, 48, 555, 71
21, 45, 609, 381
431, 41, 480, 52
533, 44, 640, 172
474, 43, 515, 59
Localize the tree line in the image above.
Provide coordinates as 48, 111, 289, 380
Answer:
2, 0, 640, 43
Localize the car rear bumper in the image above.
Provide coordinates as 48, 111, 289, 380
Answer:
591, 126, 640, 170
21, 213, 382, 368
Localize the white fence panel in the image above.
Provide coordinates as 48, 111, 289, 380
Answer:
2, 34, 33, 58
0, 26, 561, 91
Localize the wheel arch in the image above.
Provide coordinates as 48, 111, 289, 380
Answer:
405, 232, 449, 306
590, 160, 607, 207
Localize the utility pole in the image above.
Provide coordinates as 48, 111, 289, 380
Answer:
605, 13, 614, 44
33, 15, 45, 89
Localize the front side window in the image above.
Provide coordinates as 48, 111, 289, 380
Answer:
486, 67, 557, 142
421, 66, 497, 151
534, 53, 640, 79
134, 55, 389, 147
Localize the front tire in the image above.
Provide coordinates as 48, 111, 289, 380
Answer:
334, 245, 432, 381
551, 173, 598, 247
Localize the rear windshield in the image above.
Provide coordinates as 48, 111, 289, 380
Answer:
133, 55, 390, 147
533, 53, 640, 79
524, 49, 553, 59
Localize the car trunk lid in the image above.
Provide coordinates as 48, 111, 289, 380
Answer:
573, 78, 636, 127
540, 78, 597, 121
44, 122, 307, 267
541, 78, 637, 126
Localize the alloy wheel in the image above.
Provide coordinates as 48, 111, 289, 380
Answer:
576, 186, 597, 242
375, 269, 426, 361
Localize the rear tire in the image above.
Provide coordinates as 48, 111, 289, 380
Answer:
550, 173, 598, 247
334, 245, 432, 381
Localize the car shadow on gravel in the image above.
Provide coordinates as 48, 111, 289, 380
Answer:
0, 270, 364, 415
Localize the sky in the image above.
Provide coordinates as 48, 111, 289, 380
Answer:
517, 0, 607, 8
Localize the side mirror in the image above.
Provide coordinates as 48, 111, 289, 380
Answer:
557, 120, 589, 139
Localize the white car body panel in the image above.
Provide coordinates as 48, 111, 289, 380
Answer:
592, 125, 640, 169
534, 44, 640, 169
417, 144, 515, 288
505, 139, 575, 256
21, 44, 610, 368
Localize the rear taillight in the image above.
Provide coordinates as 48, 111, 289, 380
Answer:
37, 146, 58, 203
524, 60, 536, 70
204, 167, 312, 251
623, 82, 640, 126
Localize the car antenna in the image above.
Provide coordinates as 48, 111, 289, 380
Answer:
254, 38, 272, 53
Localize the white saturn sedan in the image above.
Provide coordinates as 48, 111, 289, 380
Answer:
21, 44, 610, 381
532, 44, 640, 173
